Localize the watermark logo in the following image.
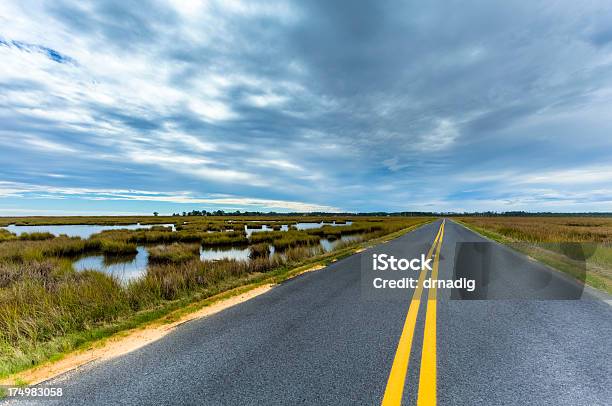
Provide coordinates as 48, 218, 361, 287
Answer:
361, 242, 593, 300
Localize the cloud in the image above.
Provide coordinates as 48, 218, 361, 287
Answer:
0, 39, 76, 64
0, 181, 339, 212
20, 135, 78, 154
414, 119, 460, 152
518, 165, 612, 186
1, 0, 612, 213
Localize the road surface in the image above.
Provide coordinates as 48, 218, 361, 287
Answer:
7, 220, 611, 405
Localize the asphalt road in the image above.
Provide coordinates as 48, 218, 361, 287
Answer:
8, 220, 611, 405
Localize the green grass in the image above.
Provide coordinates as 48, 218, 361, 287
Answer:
0, 238, 102, 262
456, 219, 612, 294
273, 234, 321, 250
18, 232, 55, 241
147, 244, 200, 264
518, 245, 611, 293
305, 222, 387, 237
0, 229, 16, 243
249, 230, 286, 243
201, 231, 248, 246
248, 243, 270, 259
0, 216, 180, 227
0, 216, 432, 379
99, 240, 138, 256
148, 225, 173, 232
457, 216, 612, 243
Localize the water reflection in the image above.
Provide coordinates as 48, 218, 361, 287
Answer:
319, 235, 362, 252
4, 221, 351, 239
3, 223, 175, 239
73, 246, 149, 282
244, 221, 352, 236
244, 224, 288, 236
72, 232, 363, 282
199, 246, 251, 261
296, 221, 352, 230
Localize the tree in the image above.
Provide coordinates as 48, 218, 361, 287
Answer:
153, 212, 159, 216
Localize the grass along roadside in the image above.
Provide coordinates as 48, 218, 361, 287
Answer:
0, 217, 422, 367
454, 219, 612, 294
0, 218, 432, 385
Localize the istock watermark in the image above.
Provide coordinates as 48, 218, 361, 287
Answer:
361, 242, 593, 301
369, 253, 475, 291
371, 253, 432, 272
361, 244, 477, 300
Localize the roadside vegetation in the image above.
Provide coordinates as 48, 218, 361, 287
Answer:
0, 215, 431, 378
458, 217, 612, 293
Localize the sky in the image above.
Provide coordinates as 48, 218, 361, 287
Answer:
1, 0, 612, 215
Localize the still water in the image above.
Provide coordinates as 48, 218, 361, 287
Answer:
4, 221, 349, 239
71, 234, 362, 282
244, 221, 352, 236
3, 223, 175, 239
73, 246, 150, 282
199, 246, 252, 261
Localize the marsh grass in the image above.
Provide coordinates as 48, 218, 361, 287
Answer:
249, 230, 285, 243
0, 230, 16, 243
0, 216, 431, 377
0, 238, 101, 262
458, 217, 612, 293
180, 222, 225, 232
273, 234, 320, 250
18, 232, 55, 241
0, 216, 180, 227
248, 243, 270, 259
125, 230, 204, 244
329, 236, 366, 251
305, 223, 385, 237
147, 244, 200, 264
0, 263, 130, 374
0, 238, 336, 375
201, 231, 248, 246
278, 245, 325, 262
99, 240, 138, 256
459, 216, 612, 243
148, 225, 173, 232
102, 253, 138, 267
0, 234, 136, 262
92, 228, 247, 246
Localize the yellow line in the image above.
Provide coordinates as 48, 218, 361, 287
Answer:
381, 221, 444, 406
417, 220, 445, 406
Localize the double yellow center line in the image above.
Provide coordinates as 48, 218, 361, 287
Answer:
382, 220, 445, 406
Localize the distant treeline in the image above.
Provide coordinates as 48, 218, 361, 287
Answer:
452, 211, 612, 217
169, 210, 612, 217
